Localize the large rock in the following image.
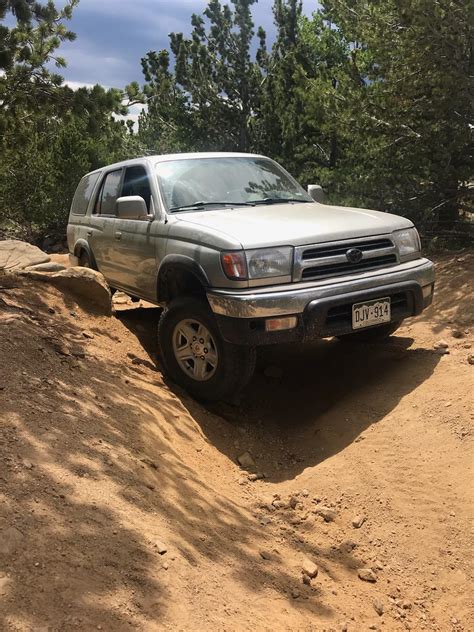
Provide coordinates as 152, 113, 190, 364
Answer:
0, 239, 50, 272
19, 267, 112, 315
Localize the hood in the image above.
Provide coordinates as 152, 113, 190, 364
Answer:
173, 202, 413, 249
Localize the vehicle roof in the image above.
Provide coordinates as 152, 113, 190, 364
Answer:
85, 152, 267, 177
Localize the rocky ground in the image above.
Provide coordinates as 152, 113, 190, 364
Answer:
0, 251, 473, 631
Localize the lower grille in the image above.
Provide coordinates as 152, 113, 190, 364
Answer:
326, 291, 409, 328
301, 254, 397, 280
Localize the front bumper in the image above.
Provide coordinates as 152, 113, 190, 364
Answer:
207, 258, 435, 345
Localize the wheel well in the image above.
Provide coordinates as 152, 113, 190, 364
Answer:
158, 266, 206, 303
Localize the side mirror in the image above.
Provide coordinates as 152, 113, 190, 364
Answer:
307, 185, 326, 204
116, 196, 148, 219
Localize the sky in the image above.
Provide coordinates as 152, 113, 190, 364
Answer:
56, 0, 317, 89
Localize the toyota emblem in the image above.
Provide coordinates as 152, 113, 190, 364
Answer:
346, 248, 363, 263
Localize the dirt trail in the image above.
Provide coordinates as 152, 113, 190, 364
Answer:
0, 253, 473, 631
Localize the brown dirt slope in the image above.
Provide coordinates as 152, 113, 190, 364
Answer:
0, 252, 473, 631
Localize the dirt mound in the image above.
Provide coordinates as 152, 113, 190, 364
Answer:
0, 253, 472, 631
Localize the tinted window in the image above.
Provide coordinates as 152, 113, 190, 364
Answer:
122, 166, 152, 212
95, 170, 122, 215
71, 173, 100, 215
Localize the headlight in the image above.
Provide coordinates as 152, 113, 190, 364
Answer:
221, 247, 293, 280
246, 247, 293, 279
392, 227, 421, 259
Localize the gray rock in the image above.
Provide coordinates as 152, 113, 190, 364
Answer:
27, 262, 66, 273
358, 568, 377, 582
237, 451, 256, 470
302, 558, 318, 579
373, 598, 385, 616
352, 514, 366, 528
0, 240, 50, 271
315, 506, 337, 522
155, 541, 167, 555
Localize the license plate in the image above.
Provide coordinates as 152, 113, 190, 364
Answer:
352, 297, 391, 330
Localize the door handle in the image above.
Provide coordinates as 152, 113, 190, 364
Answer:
115, 231, 122, 240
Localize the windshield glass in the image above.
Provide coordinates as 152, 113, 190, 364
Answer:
155, 157, 312, 211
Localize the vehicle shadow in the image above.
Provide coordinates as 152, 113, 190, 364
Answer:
118, 306, 442, 484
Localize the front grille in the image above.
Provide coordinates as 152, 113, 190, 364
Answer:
301, 254, 397, 279
302, 239, 393, 260
294, 236, 399, 282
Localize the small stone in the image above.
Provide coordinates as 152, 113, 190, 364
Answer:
339, 540, 357, 554
434, 347, 449, 355
291, 588, 300, 599
358, 568, 377, 582
48, 307, 56, 314
352, 514, 366, 528
237, 451, 256, 470
451, 329, 463, 338
434, 340, 449, 349
301, 489, 309, 497
373, 598, 384, 616
248, 472, 264, 481
373, 560, 384, 570
289, 496, 299, 509
302, 558, 318, 579
154, 541, 167, 555
315, 506, 337, 522
23, 459, 33, 470
467, 354, 474, 365
259, 549, 275, 561
82, 331, 94, 339
264, 366, 283, 379
402, 600, 412, 609
302, 573, 311, 586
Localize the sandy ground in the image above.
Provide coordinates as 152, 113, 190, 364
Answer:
0, 252, 473, 631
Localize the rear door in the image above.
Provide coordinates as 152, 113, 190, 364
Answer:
87, 169, 123, 279
106, 164, 162, 299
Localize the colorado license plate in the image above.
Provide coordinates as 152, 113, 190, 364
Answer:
352, 297, 391, 330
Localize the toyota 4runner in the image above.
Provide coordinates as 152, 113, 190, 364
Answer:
67, 153, 435, 400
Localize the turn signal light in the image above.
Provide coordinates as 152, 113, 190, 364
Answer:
265, 316, 298, 331
221, 252, 247, 279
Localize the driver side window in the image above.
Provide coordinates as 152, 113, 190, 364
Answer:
122, 165, 152, 212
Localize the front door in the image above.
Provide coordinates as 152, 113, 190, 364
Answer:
107, 164, 163, 301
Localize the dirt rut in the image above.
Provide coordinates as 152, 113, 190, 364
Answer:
0, 253, 472, 631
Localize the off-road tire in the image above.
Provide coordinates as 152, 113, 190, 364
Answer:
337, 321, 402, 343
158, 297, 256, 401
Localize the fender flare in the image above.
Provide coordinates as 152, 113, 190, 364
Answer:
157, 255, 210, 303
73, 239, 98, 269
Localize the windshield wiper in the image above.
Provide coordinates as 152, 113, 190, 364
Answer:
251, 197, 311, 205
169, 201, 254, 212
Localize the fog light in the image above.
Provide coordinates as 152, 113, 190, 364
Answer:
422, 283, 434, 299
265, 316, 298, 332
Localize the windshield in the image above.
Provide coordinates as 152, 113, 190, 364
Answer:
155, 156, 312, 211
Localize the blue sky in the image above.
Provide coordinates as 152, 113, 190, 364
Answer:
57, 0, 317, 89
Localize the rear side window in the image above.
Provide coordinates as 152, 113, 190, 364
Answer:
94, 170, 122, 215
70, 173, 100, 215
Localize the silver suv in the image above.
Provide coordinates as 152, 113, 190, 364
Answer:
67, 152, 435, 400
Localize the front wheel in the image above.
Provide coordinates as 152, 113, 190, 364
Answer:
158, 297, 256, 401
337, 321, 402, 343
